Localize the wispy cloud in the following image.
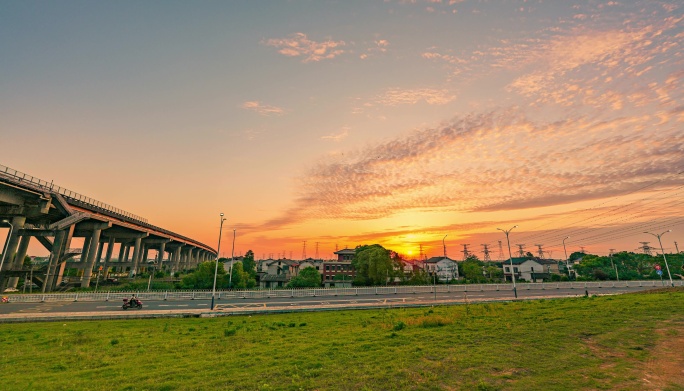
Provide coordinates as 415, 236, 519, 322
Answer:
321, 127, 350, 142
375, 88, 455, 106
240, 101, 285, 116
360, 39, 390, 60
262, 33, 346, 62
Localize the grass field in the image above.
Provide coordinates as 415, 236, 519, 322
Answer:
1, 290, 683, 391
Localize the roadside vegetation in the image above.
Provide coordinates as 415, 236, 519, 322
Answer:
0, 289, 682, 390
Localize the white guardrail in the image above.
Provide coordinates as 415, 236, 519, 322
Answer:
2, 280, 681, 303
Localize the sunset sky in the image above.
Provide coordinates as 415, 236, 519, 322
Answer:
1, 1, 683, 261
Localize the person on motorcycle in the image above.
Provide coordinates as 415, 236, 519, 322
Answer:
129, 294, 137, 306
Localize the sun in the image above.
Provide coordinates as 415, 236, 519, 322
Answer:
407, 250, 413, 256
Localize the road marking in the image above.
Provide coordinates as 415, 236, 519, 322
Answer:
96, 306, 123, 309
158, 304, 189, 307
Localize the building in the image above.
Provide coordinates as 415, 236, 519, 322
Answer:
334, 248, 355, 261
257, 259, 300, 288
321, 260, 355, 287
424, 257, 459, 282
502, 258, 561, 282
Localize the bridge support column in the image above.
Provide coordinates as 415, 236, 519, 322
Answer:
141, 246, 149, 272
44, 229, 66, 292
0, 216, 26, 290
157, 242, 167, 272
81, 228, 103, 287
95, 241, 105, 265
130, 237, 142, 277
7, 234, 31, 289
173, 247, 182, 274
103, 237, 114, 278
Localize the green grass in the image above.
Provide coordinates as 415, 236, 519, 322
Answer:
1, 290, 683, 390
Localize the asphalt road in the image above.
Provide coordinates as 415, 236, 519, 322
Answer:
0, 285, 658, 315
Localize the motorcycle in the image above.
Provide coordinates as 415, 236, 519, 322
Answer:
122, 298, 143, 310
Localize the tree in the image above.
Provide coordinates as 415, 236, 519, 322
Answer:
459, 258, 485, 283
181, 261, 225, 289
352, 244, 394, 286
242, 250, 256, 279
229, 262, 255, 289
287, 266, 321, 288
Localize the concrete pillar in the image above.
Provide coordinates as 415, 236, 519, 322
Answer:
157, 242, 166, 272
1, 216, 26, 271
117, 243, 126, 263
81, 228, 102, 287
103, 237, 115, 278
141, 246, 150, 272
173, 247, 182, 273
45, 229, 66, 292
81, 236, 92, 265
0, 216, 26, 290
123, 245, 130, 263
7, 234, 31, 289
95, 241, 105, 265
130, 237, 142, 277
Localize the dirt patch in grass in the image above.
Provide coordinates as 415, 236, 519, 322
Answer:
641, 324, 684, 390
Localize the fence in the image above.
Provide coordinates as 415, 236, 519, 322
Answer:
3, 280, 681, 303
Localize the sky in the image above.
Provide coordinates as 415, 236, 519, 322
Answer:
1, 0, 683, 261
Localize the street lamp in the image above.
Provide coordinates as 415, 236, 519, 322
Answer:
644, 230, 674, 287
497, 225, 518, 298
228, 229, 236, 288
562, 236, 570, 279
210, 213, 227, 310
0, 219, 14, 279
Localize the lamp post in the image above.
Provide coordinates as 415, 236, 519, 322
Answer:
645, 230, 674, 287
562, 236, 570, 279
228, 229, 236, 288
0, 220, 14, 287
497, 225, 518, 298
210, 213, 226, 310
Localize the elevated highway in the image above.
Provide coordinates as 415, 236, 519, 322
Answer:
0, 163, 216, 291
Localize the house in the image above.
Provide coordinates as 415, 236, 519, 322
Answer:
257, 259, 300, 288
320, 260, 355, 287
424, 257, 459, 282
502, 258, 551, 282
334, 248, 355, 261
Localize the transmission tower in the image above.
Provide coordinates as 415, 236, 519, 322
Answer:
302, 241, 307, 260
481, 244, 491, 262
638, 242, 653, 255
609, 248, 616, 256
289, 251, 293, 259
315, 242, 319, 259
580, 246, 586, 254
498, 241, 504, 260
419, 244, 424, 261
675, 241, 680, 253
461, 244, 471, 260
335, 243, 339, 252
516, 244, 526, 258
535, 244, 545, 259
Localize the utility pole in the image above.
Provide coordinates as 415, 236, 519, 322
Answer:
609, 249, 619, 281
315, 242, 319, 260
482, 244, 491, 262
497, 225, 519, 299
516, 244, 525, 258
461, 244, 470, 260
498, 241, 504, 260
302, 241, 307, 260
639, 242, 653, 255
675, 241, 680, 254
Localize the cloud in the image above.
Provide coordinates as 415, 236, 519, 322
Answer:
321, 127, 350, 142
360, 39, 390, 59
240, 101, 285, 116
248, 103, 684, 232
262, 33, 346, 62
375, 88, 456, 106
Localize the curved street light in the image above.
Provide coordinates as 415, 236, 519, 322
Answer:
644, 230, 674, 287
211, 213, 227, 310
497, 225, 518, 298
562, 236, 570, 279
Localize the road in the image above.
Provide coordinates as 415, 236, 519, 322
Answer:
0, 285, 657, 316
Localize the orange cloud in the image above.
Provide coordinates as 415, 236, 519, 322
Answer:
240, 101, 285, 116
263, 33, 346, 62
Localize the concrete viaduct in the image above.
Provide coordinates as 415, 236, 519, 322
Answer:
0, 164, 216, 292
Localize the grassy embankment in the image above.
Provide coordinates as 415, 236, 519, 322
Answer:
1, 290, 683, 390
